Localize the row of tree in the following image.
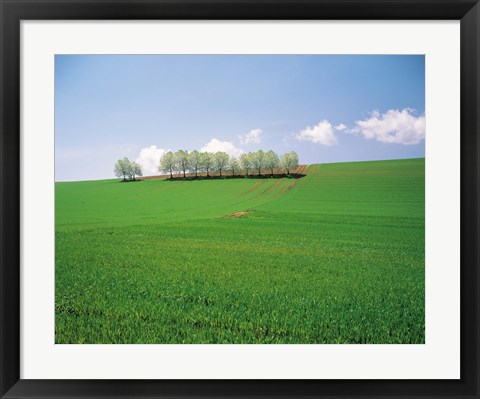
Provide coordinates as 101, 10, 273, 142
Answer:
114, 150, 300, 181
158, 150, 299, 179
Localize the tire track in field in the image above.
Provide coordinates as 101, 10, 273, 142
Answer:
243, 180, 268, 194
227, 177, 305, 216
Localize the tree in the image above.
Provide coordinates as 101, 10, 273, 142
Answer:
280, 151, 299, 175
240, 153, 253, 176
264, 150, 280, 176
213, 151, 229, 177
114, 157, 132, 181
251, 150, 265, 176
159, 151, 176, 179
229, 156, 240, 176
200, 152, 214, 177
188, 150, 201, 178
129, 162, 142, 180
175, 150, 190, 178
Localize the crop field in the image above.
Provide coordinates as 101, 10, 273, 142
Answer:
55, 158, 425, 344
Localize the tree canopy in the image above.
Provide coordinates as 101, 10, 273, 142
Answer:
114, 157, 143, 181
280, 151, 299, 174
265, 150, 280, 176
213, 152, 229, 177
159, 151, 176, 178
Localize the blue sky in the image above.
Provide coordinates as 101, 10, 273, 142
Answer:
55, 55, 425, 181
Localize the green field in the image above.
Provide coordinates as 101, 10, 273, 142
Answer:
55, 158, 425, 344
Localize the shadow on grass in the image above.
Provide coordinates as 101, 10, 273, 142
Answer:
118, 179, 142, 183
166, 173, 306, 181
120, 174, 306, 182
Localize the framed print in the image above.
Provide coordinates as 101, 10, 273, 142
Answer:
1, 0, 479, 398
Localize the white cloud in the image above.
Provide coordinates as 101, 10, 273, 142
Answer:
201, 138, 243, 157
135, 145, 167, 176
334, 123, 347, 131
348, 108, 425, 145
239, 128, 262, 144
295, 120, 338, 145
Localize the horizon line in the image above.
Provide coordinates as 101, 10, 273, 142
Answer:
55, 156, 425, 183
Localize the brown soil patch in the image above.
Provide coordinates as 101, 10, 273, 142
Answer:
294, 165, 308, 175
223, 210, 255, 218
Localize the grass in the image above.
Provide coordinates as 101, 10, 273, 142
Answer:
55, 158, 425, 344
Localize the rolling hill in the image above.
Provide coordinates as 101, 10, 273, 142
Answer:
55, 158, 425, 344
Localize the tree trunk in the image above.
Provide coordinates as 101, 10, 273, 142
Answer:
219, 170, 222, 177
183, 170, 186, 178
170, 170, 173, 179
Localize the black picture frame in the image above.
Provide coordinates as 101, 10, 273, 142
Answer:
1, 0, 479, 398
